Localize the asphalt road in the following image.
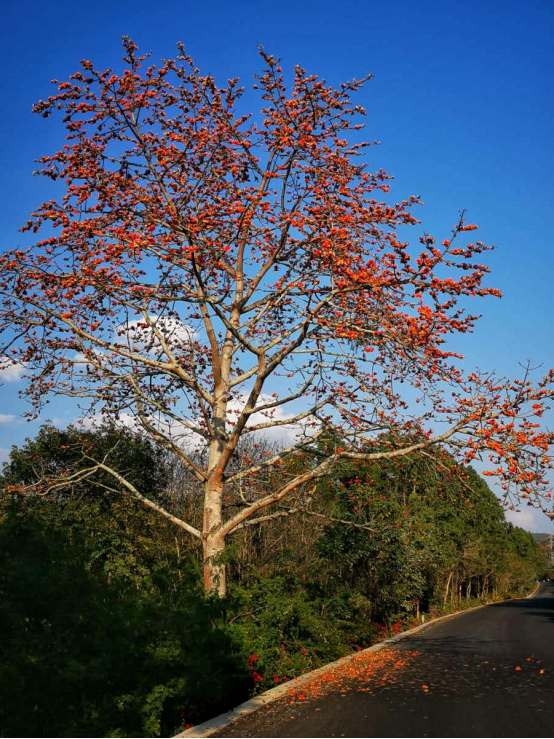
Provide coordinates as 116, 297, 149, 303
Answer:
214, 583, 554, 737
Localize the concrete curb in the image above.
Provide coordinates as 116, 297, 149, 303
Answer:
174, 589, 542, 738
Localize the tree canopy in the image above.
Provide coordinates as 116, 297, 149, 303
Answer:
0, 39, 552, 593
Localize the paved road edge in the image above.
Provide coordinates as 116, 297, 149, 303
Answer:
174, 585, 541, 738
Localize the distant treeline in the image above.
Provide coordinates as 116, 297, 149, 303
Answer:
533, 532, 553, 544
0, 424, 546, 737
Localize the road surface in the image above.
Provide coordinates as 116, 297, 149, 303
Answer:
214, 583, 554, 737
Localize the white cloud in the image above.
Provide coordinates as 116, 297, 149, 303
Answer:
67, 316, 197, 373
74, 412, 140, 433
0, 414, 16, 426
72, 411, 207, 455
0, 448, 10, 465
226, 393, 318, 446
505, 506, 554, 534
0, 361, 26, 382
114, 315, 196, 354
69, 392, 318, 456
43, 417, 71, 428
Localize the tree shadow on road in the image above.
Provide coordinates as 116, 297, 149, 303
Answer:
394, 587, 554, 657
487, 587, 554, 622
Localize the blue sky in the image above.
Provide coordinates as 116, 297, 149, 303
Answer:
1, 0, 552, 531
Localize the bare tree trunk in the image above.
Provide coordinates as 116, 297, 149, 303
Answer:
175, 537, 183, 584
444, 570, 453, 605
203, 475, 226, 597
203, 529, 226, 597
203, 384, 228, 596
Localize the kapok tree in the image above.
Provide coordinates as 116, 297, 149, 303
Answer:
1, 39, 552, 596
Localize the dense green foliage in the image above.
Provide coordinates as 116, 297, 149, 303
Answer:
0, 508, 249, 737
314, 449, 545, 616
0, 425, 546, 737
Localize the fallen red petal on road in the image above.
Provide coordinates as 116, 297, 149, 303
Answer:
285, 648, 414, 704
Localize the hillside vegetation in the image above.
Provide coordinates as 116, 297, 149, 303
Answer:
0, 424, 546, 737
